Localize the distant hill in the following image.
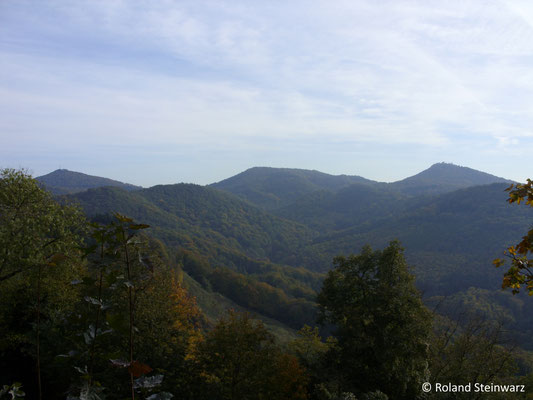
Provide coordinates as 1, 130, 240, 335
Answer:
67, 183, 316, 266
210, 167, 376, 209
388, 162, 513, 195
56, 164, 533, 348
275, 183, 409, 230
293, 182, 533, 346
36, 169, 141, 194
301, 183, 529, 273
65, 183, 322, 330
211, 163, 513, 209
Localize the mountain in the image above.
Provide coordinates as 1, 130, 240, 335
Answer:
388, 162, 513, 195
275, 183, 409, 230
36, 169, 141, 194
64, 184, 322, 330
68, 183, 316, 265
300, 183, 530, 274
210, 167, 375, 210
211, 163, 513, 209
60, 165, 533, 348
292, 182, 533, 347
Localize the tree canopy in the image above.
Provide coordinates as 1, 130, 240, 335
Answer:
317, 241, 432, 399
0, 168, 85, 283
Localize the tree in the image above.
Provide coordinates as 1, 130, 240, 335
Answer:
428, 315, 518, 400
317, 241, 432, 399
191, 311, 308, 400
289, 325, 339, 399
494, 179, 533, 295
66, 216, 184, 399
0, 168, 85, 283
0, 168, 85, 399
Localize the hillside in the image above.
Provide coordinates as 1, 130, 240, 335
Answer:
60, 165, 533, 348
210, 167, 375, 209
65, 184, 323, 330
388, 162, 513, 195
302, 183, 529, 274
211, 163, 513, 209
275, 183, 409, 230
36, 168, 141, 194
68, 184, 316, 265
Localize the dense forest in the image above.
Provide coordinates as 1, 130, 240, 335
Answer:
1, 167, 533, 399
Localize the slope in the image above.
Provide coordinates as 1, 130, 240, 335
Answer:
388, 162, 513, 195
297, 183, 533, 344
37, 169, 141, 194
210, 167, 375, 210
275, 183, 409, 230
64, 184, 323, 330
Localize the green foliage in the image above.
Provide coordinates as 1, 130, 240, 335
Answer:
5, 166, 533, 399
68, 184, 316, 270
191, 311, 308, 400
0, 168, 86, 283
289, 326, 339, 399
0, 383, 25, 399
429, 315, 519, 399
317, 242, 432, 399
64, 172, 533, 348
275, 184, 407, 231
494, 179, 533, 295
389, 162, 512, 196
211, 167, 374, 210
66, 214, 190, 399
68, 184, 324, 332
0, 168, 86, 398
289, 325, 331, 369
208, 267, 317, 329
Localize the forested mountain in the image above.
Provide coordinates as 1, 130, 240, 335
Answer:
58, 166, 533, 350
2, 167, 532, 398
65, 184, 322, 330
210, 167, 375, 210
275, 183, 409, 230
36, 168, 141, 194
68, 183, 316, 266
212, 163, 513, 209
299, 184, 529, 300
388, 162, 513, 195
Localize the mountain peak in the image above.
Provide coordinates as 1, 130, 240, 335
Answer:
390, 162, 512, 195
211, 167, 375, 209
36, 169, 141, 195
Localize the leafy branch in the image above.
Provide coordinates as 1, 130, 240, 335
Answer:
494, 179, 533, 295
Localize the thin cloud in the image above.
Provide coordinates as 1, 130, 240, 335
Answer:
1, 0, 532, 184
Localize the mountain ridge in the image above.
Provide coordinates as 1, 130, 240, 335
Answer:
210, 166, 376, 210
36, 162, 513, 198
388, 162, 513, 195
53, 164, 533, 348
36, 168, 142, 195
211, 162, 514, 209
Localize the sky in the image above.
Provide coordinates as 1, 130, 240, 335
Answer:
1, 0, 533, 186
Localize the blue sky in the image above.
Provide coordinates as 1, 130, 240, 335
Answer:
1, 0, 532, 186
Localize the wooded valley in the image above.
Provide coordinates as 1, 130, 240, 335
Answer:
1, 164, 532, 399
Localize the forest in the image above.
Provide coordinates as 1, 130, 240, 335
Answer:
1, 167, 533, 399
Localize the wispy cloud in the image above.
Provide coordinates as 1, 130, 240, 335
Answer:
1, 0, 532, 184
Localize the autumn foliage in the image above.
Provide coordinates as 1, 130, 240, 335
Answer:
494, 179, 533, 295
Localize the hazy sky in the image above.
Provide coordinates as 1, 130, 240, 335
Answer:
1, 0, 532, 186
